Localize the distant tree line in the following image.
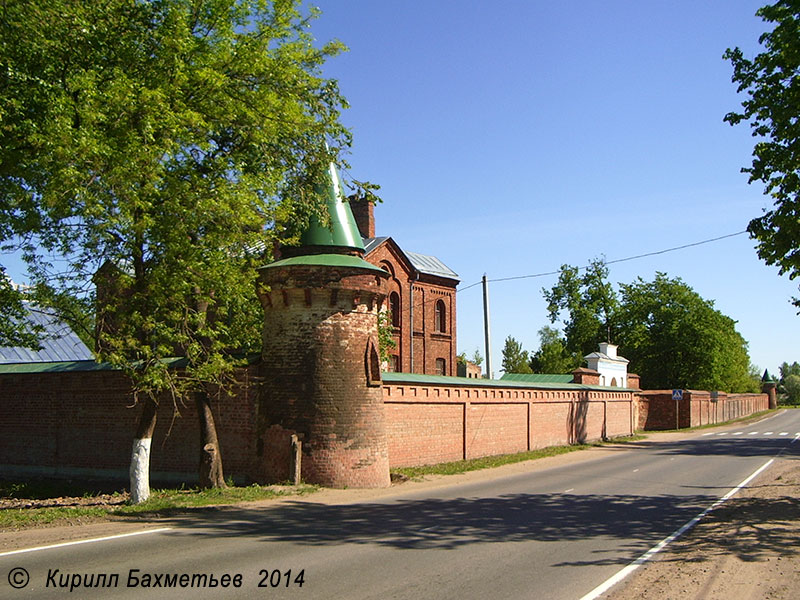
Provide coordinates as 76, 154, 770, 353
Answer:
501, 260, 761, 393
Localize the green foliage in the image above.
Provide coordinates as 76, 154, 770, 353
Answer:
779, 360, 800, 379
529, 326, 580, 374
0, 267, 40, 348
543, 259, 617, 358
724, 2, 800, 309
471, 348, 484, 366
458, 348, 483, 366
778, 361, 800, 403
0, 0, 359, 398
543, 260, 759, 392
615, 273, 759, 392
377, 308, 396, 365
501, 335, 533, 374
782, 373, 800, 404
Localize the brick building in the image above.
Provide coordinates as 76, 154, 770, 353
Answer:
350, 197, 459, 376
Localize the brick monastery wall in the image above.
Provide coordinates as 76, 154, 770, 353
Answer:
381, 376, 636, 468
0, 366, 258, 484
636, 390, 769, 430
0, 367, 770, 484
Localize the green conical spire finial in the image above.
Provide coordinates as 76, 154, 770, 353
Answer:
299, 162, 365, 251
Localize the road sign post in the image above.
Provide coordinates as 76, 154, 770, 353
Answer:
672, 390, 683, 429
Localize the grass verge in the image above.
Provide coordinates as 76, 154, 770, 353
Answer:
0, 483, 318, 531
392, 435, 645, 480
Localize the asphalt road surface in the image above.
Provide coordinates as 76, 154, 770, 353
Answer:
3, 410, 800, 600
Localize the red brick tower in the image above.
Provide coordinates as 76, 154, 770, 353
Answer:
256, 163, 390, 488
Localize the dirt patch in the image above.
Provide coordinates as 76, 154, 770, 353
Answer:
0, 493, 129, 510
609, 455, 800, 600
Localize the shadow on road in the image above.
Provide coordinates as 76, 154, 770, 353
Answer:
137, 490, 717, 563
612, 436, 798, 458
114, 435, 800, 567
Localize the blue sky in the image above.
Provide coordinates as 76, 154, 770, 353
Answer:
3, 1, 796, 378
308, 0, 799, 377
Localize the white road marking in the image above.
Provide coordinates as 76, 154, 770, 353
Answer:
765, 431, 774, 435
701, 432, 715, 437
0, 528, 172, 557
716, 433, 728, 436
748, 432, 758, 435
578, 459, 775, 600
564, 488, 574, 493
779, 432, 788, 436
733, 432, 743, 436
632, 469, 639, 473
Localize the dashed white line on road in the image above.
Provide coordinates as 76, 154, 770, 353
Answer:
749, 432, 758, 435
717, 433, 728, 436
765, 431, 774, 435
564, 488, 574, 493
733, 432, 743, 435
779, 432, 788, 436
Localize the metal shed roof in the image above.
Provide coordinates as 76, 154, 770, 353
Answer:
0, 308, 93, 364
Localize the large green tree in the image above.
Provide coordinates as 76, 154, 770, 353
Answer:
543, 259, 618, 358
0, 0, 358, 500
501, 335, 533, 374
778, 361, 800, 403
615, 273, 759, 392
725, 1, 800, 308
543, 261, 758, 392
529, 326, 579, 374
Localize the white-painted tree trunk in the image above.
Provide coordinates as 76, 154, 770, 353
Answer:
129, 437, 152, 504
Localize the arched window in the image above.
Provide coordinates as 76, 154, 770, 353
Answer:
389, 292, 401, 328
434, 299, 446, 333
435, 358, 446, 375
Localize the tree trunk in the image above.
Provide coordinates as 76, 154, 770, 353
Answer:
130, 397, 157, 504
196, 391, 226, 489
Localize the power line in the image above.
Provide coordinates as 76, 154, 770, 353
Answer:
457, 230, 748, 291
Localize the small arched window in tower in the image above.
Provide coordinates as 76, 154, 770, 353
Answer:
389, 291, 401, 328
435, 358, 446, 376
434, 299, 446, 333
365, 338, 381, 387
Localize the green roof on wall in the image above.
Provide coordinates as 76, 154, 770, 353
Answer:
381, 371, 630, 391
263, 253, 386, 273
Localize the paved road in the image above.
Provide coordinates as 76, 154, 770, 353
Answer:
3, 410, 800, 600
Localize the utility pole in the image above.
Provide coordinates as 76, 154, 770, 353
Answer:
482, 274, 493, 379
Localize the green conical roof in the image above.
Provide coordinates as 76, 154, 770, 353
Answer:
299, 163, 364, 251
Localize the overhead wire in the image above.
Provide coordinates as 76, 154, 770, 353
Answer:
456, 230, 748, 292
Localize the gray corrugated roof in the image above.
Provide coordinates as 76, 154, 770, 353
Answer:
363, 237, 459, 281
363, 236, 389, 255
405, 251, 459, 280
0, 308, 93, 364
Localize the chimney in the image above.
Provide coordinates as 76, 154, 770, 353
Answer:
349, 195, 375, 239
